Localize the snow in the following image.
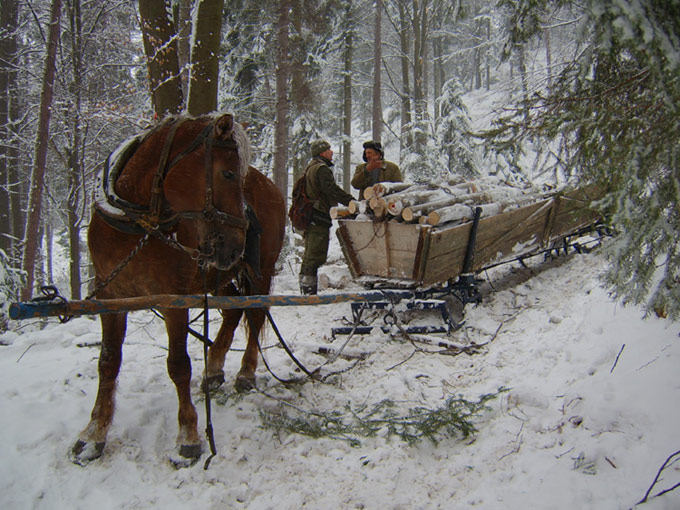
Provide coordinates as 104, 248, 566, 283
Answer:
1, 245, 679, 509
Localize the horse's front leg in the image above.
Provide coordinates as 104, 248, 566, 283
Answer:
204, 308, 243, 391
163, 308, 201, 466
71, 312, 127, 465
236, 307, 266, 392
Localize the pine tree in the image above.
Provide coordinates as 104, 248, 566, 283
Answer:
488, 0, 680, 320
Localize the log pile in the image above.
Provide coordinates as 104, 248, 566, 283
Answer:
331, 177, 555, 229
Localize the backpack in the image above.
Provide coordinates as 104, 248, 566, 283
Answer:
288, 171, 314, 231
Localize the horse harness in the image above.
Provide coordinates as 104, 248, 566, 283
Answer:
91, 117, 261, 298
96, 118, 247, 259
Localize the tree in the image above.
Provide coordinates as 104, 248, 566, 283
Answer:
273, 0, 291, 204
21, 0, 62, 300
187, 0, 224, 115
372, 0, 382, 142
0, 0, 20, 258
342, 0, 354, 191
138, 0, 184, 117
489, 0, 680, 320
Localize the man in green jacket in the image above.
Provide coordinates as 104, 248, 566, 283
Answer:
299, 139, 354, 295
351, 140, 403, 199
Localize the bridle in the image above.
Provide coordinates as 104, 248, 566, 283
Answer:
125, 118, 248, 265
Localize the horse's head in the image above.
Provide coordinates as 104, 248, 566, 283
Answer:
163, 114, 250, 271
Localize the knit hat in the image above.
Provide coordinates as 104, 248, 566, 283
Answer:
362, 140, 384, 161
310, 139, 331, 157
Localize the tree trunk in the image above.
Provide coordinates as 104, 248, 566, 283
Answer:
342, 0, 353, 192
187, 0, 224, 115
0, 0, 19, 256
139, 0, 184, 117
486, 17, 491, 91
372, 0, 382, 142
66, 0, 84, 299
398, 1, 412, 159
21, 0, 61, 300
273, 0, 291, 205
412, 0, 428, 150
544, 27, 552, 86
173, 0, 192, 98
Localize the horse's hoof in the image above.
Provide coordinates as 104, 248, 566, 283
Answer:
201, 373, 225, 393
70, 439, 105, 466
234, 373, 256, 393
170, 443, 202, 469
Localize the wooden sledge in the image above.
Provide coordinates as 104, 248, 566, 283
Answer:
336, 184, 604, 288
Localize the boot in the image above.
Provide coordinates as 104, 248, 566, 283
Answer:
299, 274, 318, 295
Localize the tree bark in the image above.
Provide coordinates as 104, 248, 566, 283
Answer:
372, 0, 382, 142
187, 0, 224, 115
139, 0, 184, 117
65, 0, 84, 299
173, 0, 192, 98
342, 0, 353, 192
273, 0, 291, 205
0, 0, 19, 256
398, 0, 412, 158
21, 0, 62, 300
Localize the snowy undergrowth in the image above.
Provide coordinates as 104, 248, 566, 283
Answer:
0, 248, 678, 510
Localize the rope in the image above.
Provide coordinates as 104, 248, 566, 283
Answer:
201, 272, 218, 470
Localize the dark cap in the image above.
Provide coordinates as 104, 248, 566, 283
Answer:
362, 140, 384, 161
310, 139, 331, 157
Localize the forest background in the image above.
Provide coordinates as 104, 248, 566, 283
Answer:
0, 0, 678, 328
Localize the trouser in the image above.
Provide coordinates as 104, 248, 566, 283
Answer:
299, 223, 330, 294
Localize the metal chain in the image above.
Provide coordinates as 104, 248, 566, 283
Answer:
86, 233, 151, 300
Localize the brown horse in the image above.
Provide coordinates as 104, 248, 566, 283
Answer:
72, 114, 286, 466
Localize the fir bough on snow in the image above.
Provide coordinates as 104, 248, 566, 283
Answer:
259, 389, 505, 447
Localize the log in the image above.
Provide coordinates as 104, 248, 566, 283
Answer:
387, 198, 405, 216
427, 202, 502, 226
372, 197, 388, 219
348, 200, 367, 215
401, 195, 470, 222
330, 206, 354, 219
371, 181, 412, 198
9, 289, 437, 320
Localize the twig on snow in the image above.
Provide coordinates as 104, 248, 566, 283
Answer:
16, 343, 36, 363
498, 422, 524, 461
610, 344, 625, 373
637, 449, 680, 505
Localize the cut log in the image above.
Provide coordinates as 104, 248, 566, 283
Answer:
387, 198, 405, 216
330, 206, 354, 219
427, 202, 502, 226
348, 200, 367, 215
372, 197, 388, 219
371, 181, 412, 198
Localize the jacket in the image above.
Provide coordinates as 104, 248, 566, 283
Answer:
305, 156, 353, 225
351, 160, 402, 199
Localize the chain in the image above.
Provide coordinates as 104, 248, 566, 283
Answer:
86, 233, 151, 300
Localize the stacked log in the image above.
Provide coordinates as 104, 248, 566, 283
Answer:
334, 177, 556, 229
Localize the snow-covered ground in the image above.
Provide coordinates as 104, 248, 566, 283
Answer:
1, 240, 678, 510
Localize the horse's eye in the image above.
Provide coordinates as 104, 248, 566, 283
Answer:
221, 170, 236, 181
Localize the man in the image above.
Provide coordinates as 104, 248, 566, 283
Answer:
299, 139, 353, 295
351, 140, 403, 199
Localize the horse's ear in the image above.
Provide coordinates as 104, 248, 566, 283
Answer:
214, 114, 234, 139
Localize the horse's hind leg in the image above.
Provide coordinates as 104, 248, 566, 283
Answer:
71, 312, 127, 465
204, 308, 243, 391
163, 308, 201, 465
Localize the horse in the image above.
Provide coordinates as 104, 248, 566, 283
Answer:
71, 114, 286, 466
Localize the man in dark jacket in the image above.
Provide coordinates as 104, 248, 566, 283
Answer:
299, 139, 354, 295
351, 140, 402, 199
